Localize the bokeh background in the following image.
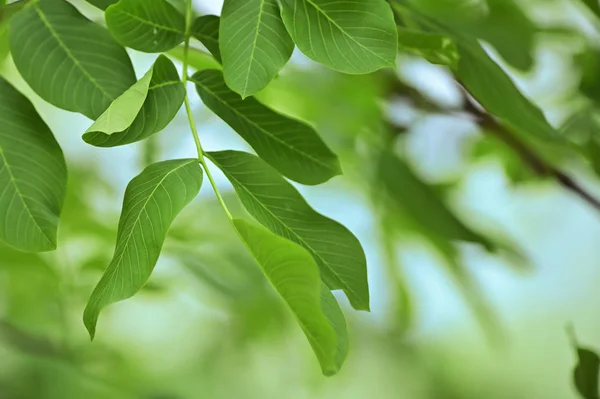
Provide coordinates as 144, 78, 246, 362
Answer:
2, 0, 600, 397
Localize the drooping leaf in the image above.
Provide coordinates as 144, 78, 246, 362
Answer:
233, 218, 344, 375
83, 159, 203, 338
192, 15, 221, 62
320, 286, 349, 368
208, 150, 369, 311
193, 70, 341, 185
9, 0, 136, 120
106, 0, 186, 53
85, 0, 117, 10
0, 77, 67, 252
83, 55, 185, 147
220, 0, 294, 97
397, 28, 459, 69
278, 0, 398, 74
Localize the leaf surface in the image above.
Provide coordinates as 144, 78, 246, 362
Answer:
192, 14, 221, 62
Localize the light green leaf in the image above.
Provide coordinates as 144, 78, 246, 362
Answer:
0, 77, 67, 252
85, 0, 117, 10
168, 46, 222, 71
397, 28, 459, 69
9, 0, 136, 120
106, 0, 185, 53
193, 70, 341, 185
83, 159, 203, 338
278, 0, 398, 74
320, 286, 349, 368
192, 15, 221, 62
83, 55, 185, 147
233, 218, 343, 375
220, 0, 294, 97
208, 150, 369, 311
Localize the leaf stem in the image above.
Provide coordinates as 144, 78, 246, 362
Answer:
181, 0, 233, 221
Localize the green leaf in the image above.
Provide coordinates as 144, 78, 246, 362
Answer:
574, 347, 600, 399
83, 55, 185, 147
9, 0, 136, 120
397, 28, 459, 69
193, 70, 341, 185
582, 0, 600, 19
233, 218, 344, 375
83, 159, 203, 339
192, 15, 221, 62
85, 0, 117, 10
208, 150, 369, 311
220, 0, 294, 97
278, 0, 398, 74
106, 0, 185, 53
168, 46, 222, 71
319, 286, 349, 368
0, 77, 67, 252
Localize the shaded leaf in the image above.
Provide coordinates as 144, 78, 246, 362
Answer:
83, 55, 185, 147
278, 0, 398, 74
233, 218, 344, 375
0, 77, 67, 252
192, 14, 221, 62
208, 150, 369, 311
397, 28, 459, 69
220, 0, 294, 97
106, 0, 186, 53
582, 0, 600, 19
9, 0, 136, 120
574, 348, 600, 399
83, 159, 203, 338
85, 0, 117, 10
168, 45, 222, 71
193, 69, 341, 185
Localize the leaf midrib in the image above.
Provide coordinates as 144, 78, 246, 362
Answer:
241, 0, 267, 97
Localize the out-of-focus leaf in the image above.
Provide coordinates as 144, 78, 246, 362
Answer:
0, 77, 67, 252
83, 55, 185, 147
208, 150, 369, 311
568, 329, 600, 399
193, 70, 342, 185
84, 159, 203, 339
582, 0, 600, 19
233, 218, 345, 375
85, 0, 118, 9
559, 108, 600, 176
106, 0, 185, 53
192, 15, 221, 62
9, 0, 136, 120
576, 48, 600, 104
397, 28, 459, 69
168, 46, 222, 71
220, 0, 293, 97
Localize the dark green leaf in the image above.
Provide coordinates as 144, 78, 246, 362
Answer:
193, 69, 341, 185
83, 159, 203, 339
397, 28, 459, 69
0, 77, 67, 252
85, 0, 118, 10
83, 55, 185, 147
582, 0, 600, 19
233, 218, 345, 375
106, 0, 185, 53
278, 0, 398, 74
208, 150, 369, 311
9, 0, 136, 120
220, 0, 294, 97
574, 348, 600, 399
192, 15, 221, 62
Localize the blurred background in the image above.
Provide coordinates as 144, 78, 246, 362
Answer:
3, 0, 600, 397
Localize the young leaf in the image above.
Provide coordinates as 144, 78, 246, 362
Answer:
0, 77, 67, 252
233, 218, 344, 375
220, 0, 294, 97
208, 150, 369, 311
83, 159, 203, 338
397, 28, 459, 69
106, 0, 186, 53
192, 15, 221, 62
278, 0, 398, 74
83, 55, 185, 147
193, 70, 341, 185
85, 0, 117, 10
9, 0, 136, 120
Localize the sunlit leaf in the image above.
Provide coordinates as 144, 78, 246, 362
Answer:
208, 150, 369, 311
0, 77, 67, 252
320, 286, 349, 368
83, 159, 203, 339
278, 0, 398, 74
397, 28, 459, 69
233, 218, 345, 375
220, 0, 293, 97
83, 55, 185, 147
193, 69, 341, 185
106, 0, 186, 53
9, 0, 136, 120
192, 15, 221, 62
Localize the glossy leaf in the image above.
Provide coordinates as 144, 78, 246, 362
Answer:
208, 150, 369, 311
220, 0, 294, 97
397, 28, 459, 69
193, 70, 341, 185
9, 0, 136, 120
85, 0, 117, 10
0, 77, 67, 252
106, 0, 186, 53
278, 0, 398, 74
83, 55, 185, 147
192, 15, 221, 62
233, 218, 344, 375
84, 159, 203, 338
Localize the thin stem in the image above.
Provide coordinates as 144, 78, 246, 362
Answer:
181, 0, 233, 221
